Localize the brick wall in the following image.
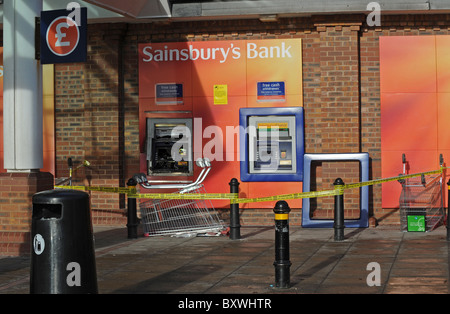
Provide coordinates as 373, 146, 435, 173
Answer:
0, 172, 53, 255
55, 24, 129, 226
303, 22, 362, 220
53, 13, 450, 228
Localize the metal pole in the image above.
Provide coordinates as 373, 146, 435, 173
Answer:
333, 178, 345, 241
447, 179, 450, 241
3, 0, 44, 171
68, 158, 73, 186
273, 200, 291, 289
127, 178, 139, 239
229, 178, 241, 240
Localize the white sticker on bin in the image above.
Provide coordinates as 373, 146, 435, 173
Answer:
33, 234, 45, 255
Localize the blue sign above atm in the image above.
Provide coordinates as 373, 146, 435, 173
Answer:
257, 81, 286, 102
40, 7, 87, 64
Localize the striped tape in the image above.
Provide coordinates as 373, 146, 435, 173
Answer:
55, 185, 136, 194
230, 189, 342, 204
55, 185, 237, 200
129, 192, 238, 200
340, 168, 444, 191
54, 167, 445, 204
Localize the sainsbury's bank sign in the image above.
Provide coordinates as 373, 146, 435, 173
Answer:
141, 41, 295, 63
138, 39, 303, 101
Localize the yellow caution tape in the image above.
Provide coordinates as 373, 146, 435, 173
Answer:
55, 185, 236, 200
55, 185, 136, 194
339, 168, 444, 191
230, 189, 342, 204
129, 192, 238, 200
54, 166, 445, 204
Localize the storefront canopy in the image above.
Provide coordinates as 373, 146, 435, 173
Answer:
83, 0, 450, 21
83, 0, 171, 19
0, 0, 449, 25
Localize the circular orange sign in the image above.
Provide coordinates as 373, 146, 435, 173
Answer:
46, 16, 79, 57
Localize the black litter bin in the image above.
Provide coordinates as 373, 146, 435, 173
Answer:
30, 189, 98, 294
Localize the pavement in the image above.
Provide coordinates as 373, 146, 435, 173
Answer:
1, 224, 450, 296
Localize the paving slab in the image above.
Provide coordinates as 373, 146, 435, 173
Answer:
0, 224, 449, 296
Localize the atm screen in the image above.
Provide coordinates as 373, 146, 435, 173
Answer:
248, 116, 297, 174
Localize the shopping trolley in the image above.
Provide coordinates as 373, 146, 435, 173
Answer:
133, 158, 225, 237
398, 154, 445, 232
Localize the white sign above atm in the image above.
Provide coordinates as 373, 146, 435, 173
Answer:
141, 41, 294, 63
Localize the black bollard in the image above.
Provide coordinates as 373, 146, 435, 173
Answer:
333, 178, 345, 241
229, 178, 241, 240
273, 200, 291, 289
127, 178, 139, 239
447, 180, 450, 241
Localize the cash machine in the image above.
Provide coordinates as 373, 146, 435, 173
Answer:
239, 107, 304, 182
146, 118, 193, 176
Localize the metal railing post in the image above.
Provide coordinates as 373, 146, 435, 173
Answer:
127, 178, 139, 239
229, 178, 241, 240
273, 200, 291, 289
447, 179, 450, 241
333, 178, 345, 241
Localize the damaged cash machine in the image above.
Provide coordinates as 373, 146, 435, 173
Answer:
146, 118, 193, 176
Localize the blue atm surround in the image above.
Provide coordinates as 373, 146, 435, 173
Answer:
239, 107, 304, 182
302, 153, 370, 228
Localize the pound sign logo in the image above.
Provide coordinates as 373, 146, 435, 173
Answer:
46, 16, 80, 56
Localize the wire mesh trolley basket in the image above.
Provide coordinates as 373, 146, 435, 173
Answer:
398, 154, 445, 232
133, 158, 225, 237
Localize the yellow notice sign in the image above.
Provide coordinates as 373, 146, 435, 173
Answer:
214, 85, 228, 105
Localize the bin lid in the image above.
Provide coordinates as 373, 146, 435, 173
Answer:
33, 188, 89, 204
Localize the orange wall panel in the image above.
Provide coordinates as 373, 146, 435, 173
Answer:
191, 41, 247, 97
436, 36, 450, 93
380, 36, 436, 94
138, 39, 303, 208
246, 40, 302, 97
438, 93, 450, 151
380, 35, 450, 208
0, 48, 3, 172
381, 92, 437, 152
139, 43, 193, 99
